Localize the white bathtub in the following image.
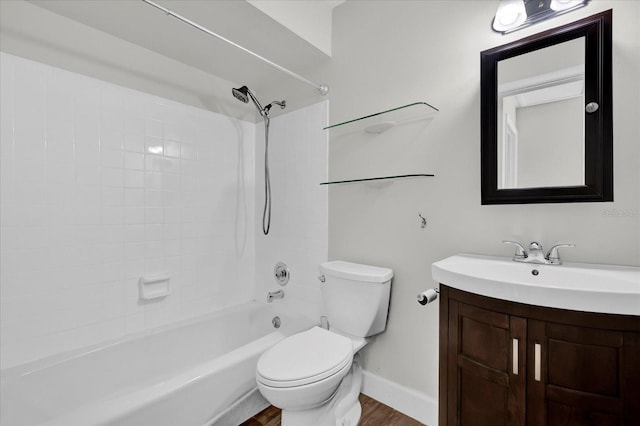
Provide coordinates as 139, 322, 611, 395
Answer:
0, 302, 313, 426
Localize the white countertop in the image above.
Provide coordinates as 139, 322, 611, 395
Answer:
432, 254, 640, 316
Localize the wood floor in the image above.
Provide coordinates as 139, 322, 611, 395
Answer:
240, 393, 426, 426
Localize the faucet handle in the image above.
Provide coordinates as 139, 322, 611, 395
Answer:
503, 240, 527, 258
546, 244, 575, 264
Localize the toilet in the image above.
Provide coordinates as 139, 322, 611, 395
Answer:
256, 261, 393, 426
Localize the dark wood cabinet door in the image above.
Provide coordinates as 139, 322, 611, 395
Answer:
446, 301, 526, 426
439, 286, 640, 426
528, 320, 640, 426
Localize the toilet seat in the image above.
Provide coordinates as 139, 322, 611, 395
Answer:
257, 327, 354, 388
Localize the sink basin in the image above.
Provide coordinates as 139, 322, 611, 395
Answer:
432, 254, 640, 316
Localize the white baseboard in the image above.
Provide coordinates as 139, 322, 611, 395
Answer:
361, 370, 438, 426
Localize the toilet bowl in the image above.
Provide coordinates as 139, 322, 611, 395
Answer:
257, 327, 354, 411
256, 261, 393, 426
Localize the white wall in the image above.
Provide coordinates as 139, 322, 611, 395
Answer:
247, 0, 336, 56
0, 52, 256, 369
328, 0, 640, 419
254, 101, 328, 322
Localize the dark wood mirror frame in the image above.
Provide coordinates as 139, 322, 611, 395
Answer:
481, 10, 612, 205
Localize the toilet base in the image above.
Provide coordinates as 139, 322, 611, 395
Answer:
281, 399, 360, 426
280, 354, 363, 426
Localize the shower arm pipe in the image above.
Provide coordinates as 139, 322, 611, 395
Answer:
141, 0, 329, 95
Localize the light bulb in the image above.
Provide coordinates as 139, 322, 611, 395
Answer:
493, 0, 527, 32
550, 0, 585, 12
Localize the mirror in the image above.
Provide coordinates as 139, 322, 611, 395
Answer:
481, 10, 612, 204
498, 37, 585, 189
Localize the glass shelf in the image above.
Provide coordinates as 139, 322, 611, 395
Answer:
323, 102, 439, 134
320, 173, 434, 186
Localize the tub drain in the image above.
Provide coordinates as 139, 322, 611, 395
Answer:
272, 316, 281, 328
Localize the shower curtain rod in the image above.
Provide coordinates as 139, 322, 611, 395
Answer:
141, 0, 329, 95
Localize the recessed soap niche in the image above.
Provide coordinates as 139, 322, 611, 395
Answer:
139, 274, 171, 301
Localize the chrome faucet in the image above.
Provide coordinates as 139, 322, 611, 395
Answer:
503, 241, 575, 265
267, 289, 285, 302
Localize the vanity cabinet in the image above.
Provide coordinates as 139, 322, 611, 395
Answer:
439, 285, 640, 426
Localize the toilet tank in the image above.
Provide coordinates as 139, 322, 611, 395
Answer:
319, 261, 393, 338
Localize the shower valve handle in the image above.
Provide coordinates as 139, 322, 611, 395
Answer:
274, 262, 290, 286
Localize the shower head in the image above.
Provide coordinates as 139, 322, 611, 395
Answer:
232, 85, 266, 117
232, 86, 249, 103
232, 85, 285, 118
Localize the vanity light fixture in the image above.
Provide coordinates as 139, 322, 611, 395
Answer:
492, 0, 590, 34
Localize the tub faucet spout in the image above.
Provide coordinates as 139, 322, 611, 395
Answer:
267, 290, 284, 302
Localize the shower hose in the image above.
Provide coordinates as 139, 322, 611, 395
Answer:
262, 116, 271, 235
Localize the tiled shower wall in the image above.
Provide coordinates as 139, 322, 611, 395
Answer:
254, 101, 328, 321
0, 53, 256, 369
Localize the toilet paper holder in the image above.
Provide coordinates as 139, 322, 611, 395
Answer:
417, 288, 439, 306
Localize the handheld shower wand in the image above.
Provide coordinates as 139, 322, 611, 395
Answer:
232, 86, 286, 235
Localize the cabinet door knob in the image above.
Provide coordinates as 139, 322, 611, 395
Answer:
534, 343, 542, 382
585, 102, 599, 113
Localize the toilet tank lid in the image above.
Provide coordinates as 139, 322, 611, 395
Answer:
320, 261, 393, 283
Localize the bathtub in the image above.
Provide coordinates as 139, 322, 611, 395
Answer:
0, 302, 314, 426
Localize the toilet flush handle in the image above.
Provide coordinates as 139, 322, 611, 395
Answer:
318, 274, 325, 283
